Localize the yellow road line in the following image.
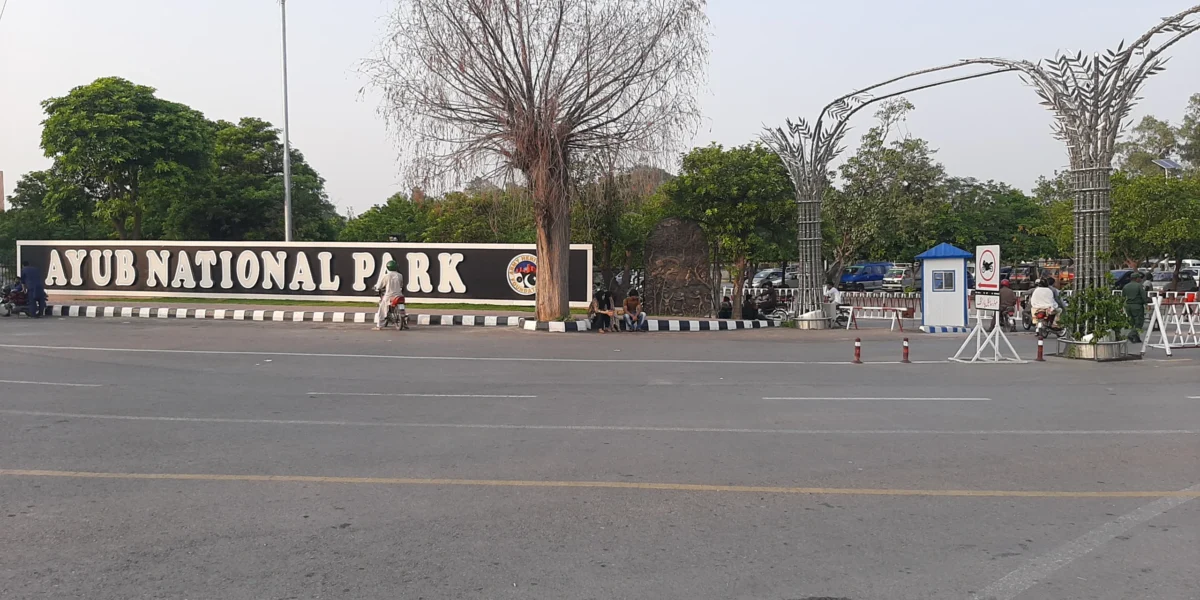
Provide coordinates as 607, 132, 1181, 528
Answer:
2, 469, 1197, 499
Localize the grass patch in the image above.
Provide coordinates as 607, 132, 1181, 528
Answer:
67, 296, 588, 314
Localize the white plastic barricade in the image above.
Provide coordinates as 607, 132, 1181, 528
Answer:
846, 306, 910, 331
1142, 298, 1200, 356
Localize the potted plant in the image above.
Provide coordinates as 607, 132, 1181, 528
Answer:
1056, 286, 1132, 361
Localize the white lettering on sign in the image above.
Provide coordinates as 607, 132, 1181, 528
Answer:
89, 249, 113, 286
289, 251, 317, 292
236, 251, 260, 288
437, 252, 466, 293
65, 249, 86, 286
317, 252, 339, 291
407, 252, 433, 293
260, 251, 286, 290
351, 252, 375, 292
146, 250, 170, 288
114, 250, 136, 287
218, 251, 235, 289
194, 251, 218, 289
45, 250, 68, 286
171, 251, 197, 289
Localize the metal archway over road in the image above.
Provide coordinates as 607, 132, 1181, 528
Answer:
765, 4, 1200, 315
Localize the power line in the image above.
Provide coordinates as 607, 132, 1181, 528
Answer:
0, 0, 9, 27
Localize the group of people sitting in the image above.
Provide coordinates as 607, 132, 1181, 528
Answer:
717, 284, 794, 320
589, 289, 648, 333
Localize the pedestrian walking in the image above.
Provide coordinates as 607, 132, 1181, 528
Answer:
1122, 271, 1150, 343
19, 261, 46, 318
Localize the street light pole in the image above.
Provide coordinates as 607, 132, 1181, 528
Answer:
280, 0, 294, 242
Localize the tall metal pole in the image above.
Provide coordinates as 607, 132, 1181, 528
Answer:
280, 0, 294, 242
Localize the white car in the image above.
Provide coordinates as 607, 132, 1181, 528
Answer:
881, 266, 917, 292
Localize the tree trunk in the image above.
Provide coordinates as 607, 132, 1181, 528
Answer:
530, 160, 572, 322
600, 238, 614, 293
731, 253, 747, 320
710, 239, 722, 312
1172, 254, 1183, 290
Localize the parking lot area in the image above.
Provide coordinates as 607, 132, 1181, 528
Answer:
1, 318, 1198, 600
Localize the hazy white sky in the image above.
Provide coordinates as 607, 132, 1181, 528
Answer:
1, 0, 1197, 214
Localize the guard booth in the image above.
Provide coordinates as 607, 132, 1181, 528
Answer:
915, 243, 972, 333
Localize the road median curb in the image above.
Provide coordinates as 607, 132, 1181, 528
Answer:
40, 305, 522, 327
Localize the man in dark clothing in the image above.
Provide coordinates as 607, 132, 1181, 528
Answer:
998, 279, 1017, 329
1122, 272, 1150, 343
19, 261, 46, 318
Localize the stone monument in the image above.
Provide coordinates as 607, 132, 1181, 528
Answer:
643, 217, 713, 317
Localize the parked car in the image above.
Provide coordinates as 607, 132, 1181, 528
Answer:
1148, 270, 1198, 292
1154, 259, 1200, 273
839, 262, 892, 291
882, 266, 918, 292
1009, 264, 1040, 290
750, 267, 799, 289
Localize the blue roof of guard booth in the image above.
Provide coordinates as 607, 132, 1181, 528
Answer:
915, 243, 973, 260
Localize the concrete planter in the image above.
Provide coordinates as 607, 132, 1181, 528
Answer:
794, 317, 830, 330
1056, 338, 1129, 361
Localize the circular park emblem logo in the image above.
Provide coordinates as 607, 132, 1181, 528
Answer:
506, 253, 538, 296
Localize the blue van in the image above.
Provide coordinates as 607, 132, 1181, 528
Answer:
839, 262, 892, 291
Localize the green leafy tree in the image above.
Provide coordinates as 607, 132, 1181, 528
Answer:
1111, 172, 1200, 283
1116, 115, 1179, 177
339, 192, 430, 243
0, 169, 108, 263
1178, 93, 1200, 170
826, 99, 945, 275
572, 164, 672, 296
662, 143, 793, 318
166, 117, 341, 241
40, 77, 213, 239
1031, 172, 1074, 260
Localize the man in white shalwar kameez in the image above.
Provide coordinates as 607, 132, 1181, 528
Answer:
373, 260, 406, 330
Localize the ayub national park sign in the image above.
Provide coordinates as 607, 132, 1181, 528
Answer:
16, 241, 593, 306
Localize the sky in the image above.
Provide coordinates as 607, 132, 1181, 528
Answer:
1, 0, 1198, 215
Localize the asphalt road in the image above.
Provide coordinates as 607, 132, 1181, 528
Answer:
1, 318, 1197, 600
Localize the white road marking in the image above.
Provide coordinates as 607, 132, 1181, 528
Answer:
11, 344, 944, 365
763, 397, 990, 402
307, 392, 537, 399
0, 379, 102, 388
973, 483, 1200, 600
1, 410, 1194, 436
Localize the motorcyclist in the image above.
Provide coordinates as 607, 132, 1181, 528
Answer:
823, 282, 843, 306
372, 260, 406, 330
998, 279, 1017, 328
1028, 277, 1060, 328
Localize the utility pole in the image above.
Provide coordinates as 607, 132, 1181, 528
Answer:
280, 0, 294, 242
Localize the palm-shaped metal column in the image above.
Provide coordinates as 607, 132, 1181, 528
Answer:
970, 4, 1200, 290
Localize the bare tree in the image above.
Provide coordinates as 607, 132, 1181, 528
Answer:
365, 0, 709, 320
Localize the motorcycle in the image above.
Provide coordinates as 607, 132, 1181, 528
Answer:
1031, 307, 1063, 340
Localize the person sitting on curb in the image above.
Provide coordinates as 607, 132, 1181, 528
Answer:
372, 260, 406, 331
623, 289, 647, 332
590, 291, 615, 333
718, 296, 733, 319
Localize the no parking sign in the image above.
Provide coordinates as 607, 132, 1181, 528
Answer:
975, 245, 1000, 311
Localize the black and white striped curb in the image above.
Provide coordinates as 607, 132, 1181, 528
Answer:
647, 319, 778, 331
521, 319, 592, 332
42, 305, 522, 327
521, 318, 780, 332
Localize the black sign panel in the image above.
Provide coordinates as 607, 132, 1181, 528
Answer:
16, 242, 593, 305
